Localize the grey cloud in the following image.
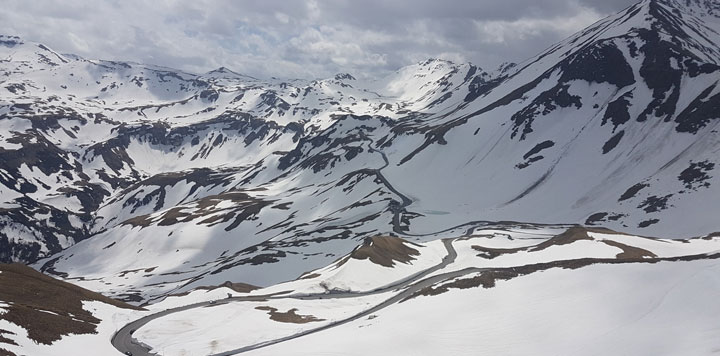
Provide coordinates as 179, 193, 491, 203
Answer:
0, 0, 640, 79
578, 0, 637, 12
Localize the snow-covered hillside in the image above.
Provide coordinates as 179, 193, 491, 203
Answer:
0, 0, 715, 310
0, 33, 483, 266
9, 226, 717, 356
56, 227, 720, 356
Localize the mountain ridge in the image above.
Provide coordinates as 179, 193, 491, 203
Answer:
0, 0, 716, 305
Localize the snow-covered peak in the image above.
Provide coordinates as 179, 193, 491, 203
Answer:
0, 36, 69, 70
203, 66, 256, 81
397, 58, 472, 81
367, 59, 482, 103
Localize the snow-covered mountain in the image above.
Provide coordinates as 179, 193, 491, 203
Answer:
0, 34, 482, 265
4, 225, 720, 355
2, 0, 720, 355
0, 0, 718, 305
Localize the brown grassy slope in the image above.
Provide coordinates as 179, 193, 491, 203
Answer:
348, 236, 421, 267
254, 306, 325, 324
601, 240, 657, 259
0, 263, 142, 345
472, 226, 653, 259
169, 281, 260, 298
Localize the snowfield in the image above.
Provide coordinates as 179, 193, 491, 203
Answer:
244, 259, 720, 356
138, 293, 392, 356
120, 228, 720, 356
2, 0, 720, 355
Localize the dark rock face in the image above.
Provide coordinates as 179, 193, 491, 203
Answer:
523, 141, 555, 160
636, 29, 685, 123
0, 235, 41, 263
678, 160, 715, 190
675, 84, 720, 133
334, 73, 356, 81
516, 141, 555, 169
585, 212, 625, 225
199, 89, 219, 102
602, 91, 633, 130
560, 42, 635, 87
511, 84, 582, 140
464, 75, 505, 103
0, 201, 89, 263
639, 219, 660, 228
638, 194, 673, 213
619, 183, 650, 202
602, 130, 625, 154
279, 115, 380, 173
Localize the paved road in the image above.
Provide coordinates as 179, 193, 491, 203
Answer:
112, 136, 493, 355
112, 238, 461, 355
110, 132, 720, 354
361, 132, 413, 234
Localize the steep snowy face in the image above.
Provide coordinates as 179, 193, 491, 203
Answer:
648, 0, 720, 63
374, 0, 720, 238
0, 0, 717, 302
663, 0, 720, 19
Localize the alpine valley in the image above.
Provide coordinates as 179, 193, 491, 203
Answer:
2, 0, 720, 355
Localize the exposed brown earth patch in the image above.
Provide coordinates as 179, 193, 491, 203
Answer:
0, 263, 142, 345
349, 236, 421, 267
470, 226, 657, 260
531, 226, 594, 250
601, 240, 657, 259
254, 306, 325, 324
122, 191, 273, 231
0, 347, 17, 356
472, 226, 595, 258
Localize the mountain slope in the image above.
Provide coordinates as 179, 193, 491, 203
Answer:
0, 34, 485, 265
0, 0, 717, 304
374, 0, 720, 236
123, 226, 720, 356
0, 263, 142, 356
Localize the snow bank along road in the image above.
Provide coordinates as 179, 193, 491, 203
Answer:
111, 233, 720, 355
111, 237, 460, 355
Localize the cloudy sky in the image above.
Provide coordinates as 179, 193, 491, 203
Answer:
0, 0, 636, 79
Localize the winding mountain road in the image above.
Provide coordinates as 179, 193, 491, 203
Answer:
112, 136, 489, 355
112, 238, 464, 355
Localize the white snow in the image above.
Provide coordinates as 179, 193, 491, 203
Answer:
137, 293, 391, 356
245, 259, 720, 356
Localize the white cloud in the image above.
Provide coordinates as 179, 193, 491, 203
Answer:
474, 7, 603, 44
0, 0, 634, 79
